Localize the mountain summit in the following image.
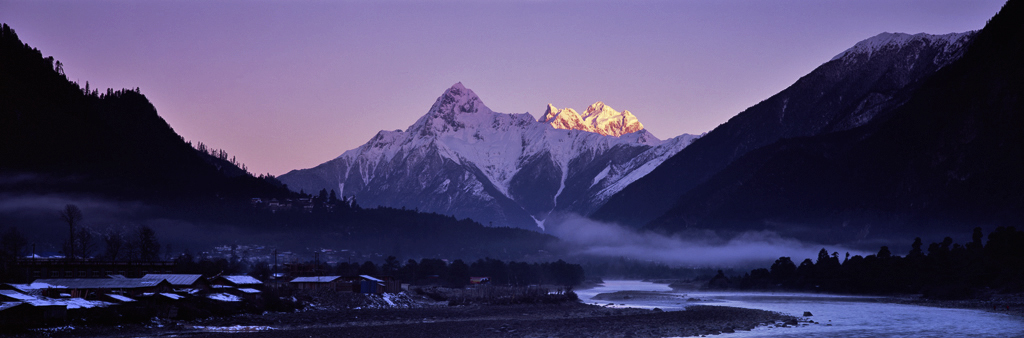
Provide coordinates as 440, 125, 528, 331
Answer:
540, 102, 644, 137
409, 82, 493, 137
279, 83, 699, 230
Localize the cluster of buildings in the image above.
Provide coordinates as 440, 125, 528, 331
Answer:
0, 273, 260, 327
0, 271, 401, 328
250, 196, 343, 213
199, 244, 374, 267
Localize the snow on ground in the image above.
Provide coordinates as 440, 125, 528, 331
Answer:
381, 293, 397, 307
193, 325, 275, 332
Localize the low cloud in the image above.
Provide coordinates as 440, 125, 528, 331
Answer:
544, 213, 873, 268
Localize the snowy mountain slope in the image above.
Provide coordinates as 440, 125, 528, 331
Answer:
830, 31, 975, 64
279, 83, 699, 230
593, 30, 979, 228
642, 4, 1024, 242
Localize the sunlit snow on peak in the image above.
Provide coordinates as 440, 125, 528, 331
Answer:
540, 101, 646, 137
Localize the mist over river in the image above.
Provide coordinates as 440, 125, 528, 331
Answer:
577, 280, 1024, 338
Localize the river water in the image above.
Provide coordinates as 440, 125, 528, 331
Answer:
576, 280, 1024, 338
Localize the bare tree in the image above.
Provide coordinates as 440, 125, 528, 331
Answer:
123, 237, 139, 261
1, 226, 28, 260
137, 226, 160, 262
102, 226, 126, 261
163, 243, 173, 261
59, 204, 83, 260
75, 226, 96, 260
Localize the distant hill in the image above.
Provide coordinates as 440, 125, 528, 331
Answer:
641, 2, 1023, 242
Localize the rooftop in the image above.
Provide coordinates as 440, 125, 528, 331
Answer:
290, 276, 341, 283
31, 278, 165, 289
143, 274, 204, 286
219, 275, 262, 285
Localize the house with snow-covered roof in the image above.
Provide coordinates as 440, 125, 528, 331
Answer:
0, 299, 65, 327
142, 274, 209, 292
290, 276, 344, 291
209, 275, 264, 301
356, 275, 401, 294
29, 277, 173, 299
0, 289, 38, 302
210, 275, 262, 288
2, 281, 61, 297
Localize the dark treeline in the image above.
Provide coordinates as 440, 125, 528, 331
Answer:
582, 257, 719, 280
715, 227, 1024, 299
0, 202, 557, 283
182, 191, 559, 260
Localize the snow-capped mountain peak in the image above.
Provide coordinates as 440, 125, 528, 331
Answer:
540, 101, 645, 137
280, 83, 701, 231
540, 104, 587, 132
409, 82, 494, 137
581, 101, 643, 137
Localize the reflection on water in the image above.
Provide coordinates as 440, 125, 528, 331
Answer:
578, 280, 1024, 338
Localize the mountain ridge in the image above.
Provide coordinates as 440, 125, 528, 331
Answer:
0, 23, 288, 201
643, 1, 1023, 242
592, 28, 979, 228
279, 84, 699, 230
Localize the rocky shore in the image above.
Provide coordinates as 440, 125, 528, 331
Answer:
8, 301, 796, 338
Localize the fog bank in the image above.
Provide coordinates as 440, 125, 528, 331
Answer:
544, 213, 874, 268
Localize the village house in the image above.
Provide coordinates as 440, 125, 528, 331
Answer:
27, 277, 174, 299
0, 286, 116, 326
290, 276, 344, 291
210, 275, 262, 288
357, 275, 401, 294
142, 274, 209, 294
0, 294, 66, 327
209, 275, 264, 301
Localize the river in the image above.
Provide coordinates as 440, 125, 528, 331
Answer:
576, 280, 1024, 337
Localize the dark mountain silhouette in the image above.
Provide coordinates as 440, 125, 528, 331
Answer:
644, 1, 1024, 242
0, 23, 287, 200
593, 28, 977, 229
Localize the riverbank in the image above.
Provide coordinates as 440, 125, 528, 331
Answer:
652, 277, 1024, 319
5, 302, 796, 338
886, 293, 1024, 318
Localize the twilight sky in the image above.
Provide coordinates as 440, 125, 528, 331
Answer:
1, 0, 1004, 176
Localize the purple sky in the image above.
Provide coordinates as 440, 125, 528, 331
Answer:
1, 1, 1004, 176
